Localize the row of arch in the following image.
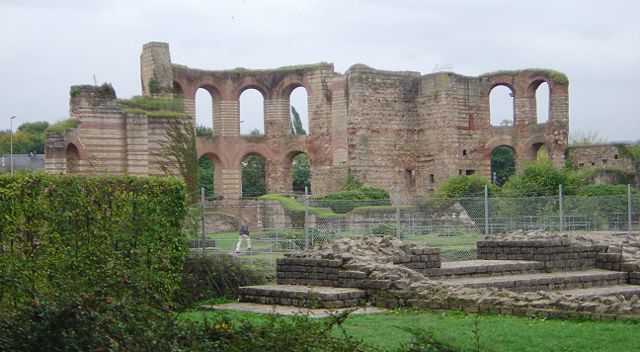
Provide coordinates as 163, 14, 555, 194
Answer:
489, 81, 550, 126
199, 151, 311, 197
194, 86, 309, 136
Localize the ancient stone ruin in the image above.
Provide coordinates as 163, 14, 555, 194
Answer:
46, 42, 571, 198
239, 234, 640, 319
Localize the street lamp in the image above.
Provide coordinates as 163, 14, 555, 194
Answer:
10, 115, 16, 174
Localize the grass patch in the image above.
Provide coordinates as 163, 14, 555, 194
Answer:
46, 119, 79, 133
182, 308, 640, 352
259, 194, 346, 219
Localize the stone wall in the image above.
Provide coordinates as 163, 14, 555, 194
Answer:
568, 144, 637, 184
46, 42, 573, 198
276, 246, 441, 288
477, 239, 607, 269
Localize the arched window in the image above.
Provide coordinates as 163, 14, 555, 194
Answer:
239, 89, 265, 135
241, 154, 266, 197
535, 82, 550, 124
532, 143, 548, 160
490, 145, 516, 186
66, 143, 80, 174
489, 85, 515, 126
291, 153, 311, 193
198, 155, 214, 197
195, 88, 214, 135
290, 87, 309, 135
173, 81, 184, 99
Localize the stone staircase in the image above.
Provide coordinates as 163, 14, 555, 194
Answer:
238, 238, 640, 315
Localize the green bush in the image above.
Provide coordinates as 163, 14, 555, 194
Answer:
371, 224, 397, 236
319, 187, 391, 213
179, 254, 264, 307
359, 186, 391, 200
435, 175, 499, 199
575, 184, 636, 196
502, 158, 583, 197
0, 173, 187, 311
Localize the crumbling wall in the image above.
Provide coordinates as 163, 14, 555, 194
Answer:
46, 42, 572, 198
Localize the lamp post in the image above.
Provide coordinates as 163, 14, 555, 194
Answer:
10, 115, 16, 174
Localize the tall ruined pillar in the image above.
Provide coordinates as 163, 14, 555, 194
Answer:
264, 99, 290, 138
549, 81, 569, 168
140, 42, 173, 96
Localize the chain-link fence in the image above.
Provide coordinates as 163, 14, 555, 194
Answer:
187, 186, 640, 274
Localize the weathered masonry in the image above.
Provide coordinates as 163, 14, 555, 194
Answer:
46, 42, 569, 198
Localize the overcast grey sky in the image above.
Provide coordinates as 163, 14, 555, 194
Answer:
1, 0, 638, 141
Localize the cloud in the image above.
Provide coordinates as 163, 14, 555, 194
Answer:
0, 0, 638, 141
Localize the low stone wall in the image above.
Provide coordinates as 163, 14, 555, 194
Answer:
239, 285, 365, 308
276, 246, 441, 288
276, 258, 343, 287
630, 272, 640, 285
376, 290, 640, 321
477, 239, 607, 269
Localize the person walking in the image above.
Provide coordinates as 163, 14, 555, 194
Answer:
235, 221, 251, 252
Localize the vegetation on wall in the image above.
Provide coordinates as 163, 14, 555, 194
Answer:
45, 119, 80, 133
152, 115, 199, 201
119, 95, 184, 114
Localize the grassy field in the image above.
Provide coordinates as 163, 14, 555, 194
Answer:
204, 228, 482, 263
181, 308, 640, 351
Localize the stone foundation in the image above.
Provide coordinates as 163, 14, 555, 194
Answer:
477, 239, 607, 269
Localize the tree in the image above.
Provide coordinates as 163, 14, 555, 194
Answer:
290, 106, 306, 135
198, 156, 213, 197
241, 155, 266, 197
490, 146, 516, 186
292, 154, 310, 192
196, 124, 213, 137
0, 121, 49, 154
499, 119, 513, 126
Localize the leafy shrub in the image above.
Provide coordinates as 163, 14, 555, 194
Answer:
359, 186, 391, 200
0, 282, 223, 352
0, 173, 187, 310
371, 224, 397, 236
319, 187, 391, 213
435, 175, 499, 199
179, 254, 264, 307
502, 158, 583, 197
575, 184, 636, 196
0, 293, 372, 351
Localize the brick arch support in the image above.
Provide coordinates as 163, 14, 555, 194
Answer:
483, 135, 517, 179
199, 152, 225, 197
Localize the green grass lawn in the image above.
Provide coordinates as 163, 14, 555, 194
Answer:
181, 308, 640, 352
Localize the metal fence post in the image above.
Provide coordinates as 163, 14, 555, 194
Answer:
200, 187, 205, 255
304, 186, 309, 249
395, 187, 401, 238
559, 184, 564, 232
484, 185, 489, 236
629, 184, 633, 234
